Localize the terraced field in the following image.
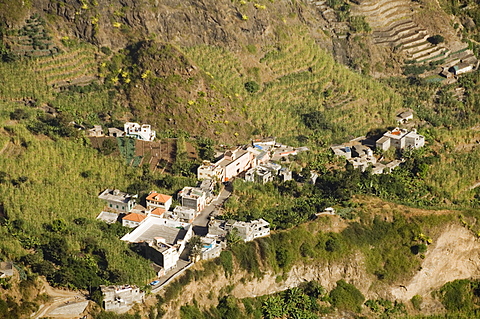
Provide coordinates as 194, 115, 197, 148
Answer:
351, 0, 476, 66
185, 29, 401, 141
34, 46, 98, 88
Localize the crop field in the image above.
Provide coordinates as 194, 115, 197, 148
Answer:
185, 27, 401, 144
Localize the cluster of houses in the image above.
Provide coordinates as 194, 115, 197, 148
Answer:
331, 124, 425, 174
198, 137, 302, 184
93, 137, 309, 312
87, 122, 156, 142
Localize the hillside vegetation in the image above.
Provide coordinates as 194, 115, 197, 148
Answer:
2, 0, 480, 318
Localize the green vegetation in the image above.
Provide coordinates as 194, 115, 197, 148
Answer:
329, 279, 365, 312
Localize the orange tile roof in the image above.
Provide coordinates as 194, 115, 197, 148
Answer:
146, 192, 172, 203
122, 213, 146, 223
151, 208, 166, 216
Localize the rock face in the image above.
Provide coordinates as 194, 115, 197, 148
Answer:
390, 224, 480, 301
158, 223, 480, 318
34, 0, 312, 50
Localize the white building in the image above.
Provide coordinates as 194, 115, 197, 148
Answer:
122, 212, 147, 228
124, 122, 156, 141
173, 206, 198, 223
101, 285, 144, 313
121, 217, 193, 271
376, 128, 424, 151
197, 147, 255, 182
98, 189, 137, 213
209, 218, 271, 242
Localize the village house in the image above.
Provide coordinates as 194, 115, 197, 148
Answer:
245, 162, 282, 184
450, 62, 474, 76
148, 207, 166, 218
199, 236, 224, 261
87, 125, 104, 137
396, 110, 414, 124
197, 147, 255, 182
122, 212, 147, 228
173, 205, 198, 223
100, 285, 144, 313
124, 122, 156, 141
98, 189, 137, 213
121, 217, 193, 271
0, 261, 14, 278
178, 187, 207, 212
376, 128, 425, 151
208, 218, 271, 242
108, 127, 125, 138
146, 192, 172, 211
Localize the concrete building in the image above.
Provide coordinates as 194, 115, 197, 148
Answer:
98, 189, 137, 213
87, 125, 104, 137
108, 127, 125, 137
100, 285, 144, 313
209, 218, 270, 242
178, 187, 207, 212
124, 122, 156, 141
330, 145, 352, 159
396, 110, 414, 124
199, 237, 224, 260
245, 162, 282, 184
173, 205, 197, 223
146, 192, 172, 211
377, 128, 424, 151
121, 217, 193, 271
450, 62, 474, 75
197, 147, 255, 182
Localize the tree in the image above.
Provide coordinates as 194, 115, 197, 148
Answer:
187, 236, 203, 261
427, 35, 444, 45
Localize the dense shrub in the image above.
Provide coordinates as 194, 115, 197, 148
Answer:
329, 280, 365, 312
244, 81, 260, 93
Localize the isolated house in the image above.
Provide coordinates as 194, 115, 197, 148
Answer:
101, 285, 144, 313
124, 122, 156, 141
87, 125, 104, 137
178, 187, 207, 212
98, 189, 137, 213
396, 110, 414, 124
108, 127, 125, 137
146, 192, 172, 211
0, 262, 13, 278
450, 62, 473, 75
377, 128, 424, 151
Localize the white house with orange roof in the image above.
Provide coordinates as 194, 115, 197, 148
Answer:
146, 192, 172, 211
148, 207, 166, 218
122, 212, 146, 228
